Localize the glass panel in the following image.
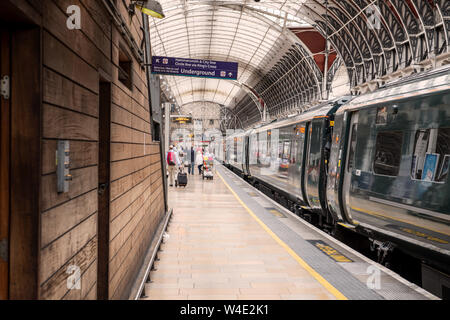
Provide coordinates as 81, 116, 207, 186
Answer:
347, 124, 358, 172
411, 128, 450, 182
373, 131, 403, 176
150, 1, 311, 106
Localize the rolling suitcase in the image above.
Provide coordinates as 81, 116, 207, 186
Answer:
176, 169, 188, 187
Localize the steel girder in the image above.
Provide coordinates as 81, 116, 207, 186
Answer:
235, 42, 323, 121
234, 0, 449, 127
307, 0, 449, 91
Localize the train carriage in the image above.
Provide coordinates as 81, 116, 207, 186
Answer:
245, 97, 351, 224
327, 67, 450, 273
224, 65, 450, 284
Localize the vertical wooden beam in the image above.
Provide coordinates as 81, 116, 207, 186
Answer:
9, 27, 41, 300
0, 29, 11, 301
97, 81, 111, 300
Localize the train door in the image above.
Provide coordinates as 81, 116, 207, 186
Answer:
305, 119, 325, 210
302, 122, 312, 206
342, 112, 359, 222
295, 123, 307, 203
244, 135, 250, 175
0, 29, 10, 300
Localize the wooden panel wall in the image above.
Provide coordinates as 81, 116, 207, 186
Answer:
38, 0, 165, 300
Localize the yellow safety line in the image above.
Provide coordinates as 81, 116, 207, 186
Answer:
217, 170, 348, 300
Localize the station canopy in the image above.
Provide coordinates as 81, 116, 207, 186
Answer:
150, 0, 310, 106
150, 0, 450, 128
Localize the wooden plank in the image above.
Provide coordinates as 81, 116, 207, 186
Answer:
110, 155, 151, 181
43, 68, 98, 118
81, 259, 97, 299
111, 83, 132, 112
9, 27, 41, 300
149, 142, 160, 155
110, 190, 150, 261
84, 281, 97, 300
111, 199, 161, 301
26, 0, 43, 15
108, 227, 132, 281
109, 202, 150, 299
111, 123, 150, 144
39, 213, 97, 285
51, 0, 111, 61
0, 29, 10, 301
5, 0, 42, 25
39, 237, 97, 300
110, 165, 150, 201
110, 177, 150, 221
42, 139, 97, 175
40, 190, 97, 248
41, 165, 97, 212
79, 0, 112, 41
110, 142, 151, 162
43, 0, 111, 75
111, 82, 148, 122
112, 104, 150, 133
43, 30, 99, 94
43, 104, 98, 141
109, 183, 150, 242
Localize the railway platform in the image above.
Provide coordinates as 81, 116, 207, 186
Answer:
141, 164, 438, 300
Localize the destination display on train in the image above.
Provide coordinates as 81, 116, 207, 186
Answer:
151, 56, 238, 80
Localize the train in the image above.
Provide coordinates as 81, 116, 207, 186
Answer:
223, 65, 450, 290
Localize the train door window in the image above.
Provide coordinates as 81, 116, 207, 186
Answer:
411, 128, 450, 183
290, 132, 297, 166
347, 123, 358, 172
373, 131, 403, 176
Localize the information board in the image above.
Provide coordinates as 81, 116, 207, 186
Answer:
152, 56, 238, 80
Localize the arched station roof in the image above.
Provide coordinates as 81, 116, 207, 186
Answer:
150, 0, 450, 129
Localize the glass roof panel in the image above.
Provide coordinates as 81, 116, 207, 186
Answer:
150, 0, 310, 107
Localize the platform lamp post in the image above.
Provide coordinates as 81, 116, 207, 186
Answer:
129, 0, 169, 212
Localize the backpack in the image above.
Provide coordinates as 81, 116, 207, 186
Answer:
167, 151, 175, 165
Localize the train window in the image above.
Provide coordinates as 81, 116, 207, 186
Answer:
373, 131, 403, 176
411, 128, 450, 183
347, 124, 358, 172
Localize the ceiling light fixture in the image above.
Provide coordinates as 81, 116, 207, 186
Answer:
129, 0, 165, 19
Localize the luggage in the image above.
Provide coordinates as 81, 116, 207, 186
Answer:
176, 171, 188, 187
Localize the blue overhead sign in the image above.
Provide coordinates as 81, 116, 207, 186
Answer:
151, 56, 238, 80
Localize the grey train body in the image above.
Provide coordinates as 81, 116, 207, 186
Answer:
224, 66, 450, 275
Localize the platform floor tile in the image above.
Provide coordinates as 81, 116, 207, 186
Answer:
143, 172, 337, 300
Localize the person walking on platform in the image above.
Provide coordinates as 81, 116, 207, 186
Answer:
188, 145, 195, 175
167, 145, 180, 187
195, 150, 204, 175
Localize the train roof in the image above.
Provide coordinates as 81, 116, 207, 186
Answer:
338, 65, 450, 114
250, 96, 352, 134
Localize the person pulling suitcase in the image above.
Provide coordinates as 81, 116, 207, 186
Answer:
176, 165, 188, 187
